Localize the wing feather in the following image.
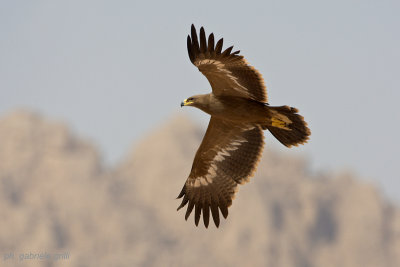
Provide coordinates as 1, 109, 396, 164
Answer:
215, 38, 223, 55
177, 193, 189, 210
221, 46, 233, 57
194, 203, 202, 226
210, 201, 220, 227
187, 36, 194, 62
203, 203, 210, 228
185, 200, 195, 220
208, 33, 215, 53
199, 27, 207, 53
188, 24, 267, 102
177, 117, 265, 227
191, 24, 200, 56
219, 201, 229, 219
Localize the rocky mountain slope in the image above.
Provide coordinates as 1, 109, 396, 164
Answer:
0, 110, 399, 267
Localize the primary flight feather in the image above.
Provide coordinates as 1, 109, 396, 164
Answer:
178, 25, 310, 228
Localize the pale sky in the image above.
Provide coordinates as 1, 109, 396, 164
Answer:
1, 1, 399, 201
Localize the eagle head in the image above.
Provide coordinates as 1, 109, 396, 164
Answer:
181, 97, 196, 107
181, 94, 210, 108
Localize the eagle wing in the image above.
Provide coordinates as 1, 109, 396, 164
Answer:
187, 24, 267, 103
177, 117, 265, 228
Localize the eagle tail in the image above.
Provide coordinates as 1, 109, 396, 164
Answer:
263, 105, 310, 147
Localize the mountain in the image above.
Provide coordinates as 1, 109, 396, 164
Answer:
0, 110, 399, 267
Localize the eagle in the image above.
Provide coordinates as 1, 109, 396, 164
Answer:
177, 25, 310, 228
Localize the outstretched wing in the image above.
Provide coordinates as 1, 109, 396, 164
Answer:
187, 24, 267, 103
177, 117, 265, 228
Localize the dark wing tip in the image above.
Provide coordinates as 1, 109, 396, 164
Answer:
194, 204, 202, 226
208, 33, 215, 53
203, 205, 210, 228
187, 25, 242, 64
187, 35, 194, 62
220, 205, 229, 219
177, 187, 233, 228
215, 38, 223, 55
211, 203, 220, 227
221, 46, 233, 57
185, 201, 195, 220
177, 195, 189, 211
199, 27, 207, 53
190, 24, 200, 55
177, 185, 185, 199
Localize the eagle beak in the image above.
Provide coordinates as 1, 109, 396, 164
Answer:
181, 99, 194, 107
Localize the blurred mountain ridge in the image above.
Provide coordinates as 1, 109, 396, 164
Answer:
0, 110, 399, 267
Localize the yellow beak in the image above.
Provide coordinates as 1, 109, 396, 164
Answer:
181, 99, 194, 107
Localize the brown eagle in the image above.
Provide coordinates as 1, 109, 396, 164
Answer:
177, 25, 310, 228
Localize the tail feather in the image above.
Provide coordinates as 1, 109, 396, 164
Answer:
264, 105, 310, 147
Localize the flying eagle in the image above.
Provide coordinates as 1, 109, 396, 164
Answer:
177, 25, 310, 228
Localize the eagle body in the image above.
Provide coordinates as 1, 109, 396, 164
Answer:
187, 93, 269, 124
178, 25, 311, 228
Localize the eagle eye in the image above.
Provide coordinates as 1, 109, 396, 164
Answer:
188, 97, 194, 101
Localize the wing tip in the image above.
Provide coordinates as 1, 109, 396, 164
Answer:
199, 27, 207, 53
177, 184, 232, 228
187, 25, 241, 63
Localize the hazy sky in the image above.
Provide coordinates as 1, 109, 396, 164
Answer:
1, 1, 399, 201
